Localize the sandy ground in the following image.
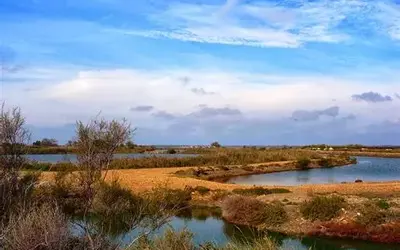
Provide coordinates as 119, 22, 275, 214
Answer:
40, 158, 400, 197
73, 166, 400, 197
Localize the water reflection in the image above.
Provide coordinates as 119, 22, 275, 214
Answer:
73, 207, 399, 250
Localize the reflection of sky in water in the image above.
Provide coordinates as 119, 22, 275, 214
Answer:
227, 157, 400, 186
74, 214, 398, 250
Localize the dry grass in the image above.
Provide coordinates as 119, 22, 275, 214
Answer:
2, 203, 72, 250
221, 196, 287, 226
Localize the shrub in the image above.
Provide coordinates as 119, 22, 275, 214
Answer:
375, 199, 390, 210
356, 202, 387, 226
300, 195, 346, 221
2, 204, 73, 250
210, 190, 231, 201
0, 172, 40, 221
222, 196, 287, 226
232, 187, 290, 196
296, 157, 311, 170
146, 186, 192, 211
263, 201, 288, 226
132, 228, 194, 250
92, 180, 145, 233
194, 186, 211, 195
167, 148, 177, 154
317, 158, 333, 168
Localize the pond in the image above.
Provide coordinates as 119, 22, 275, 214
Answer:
25, 153, 197, 163
73, 208, 398, 250
226, 157, 400, 186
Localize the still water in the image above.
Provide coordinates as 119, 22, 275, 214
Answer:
25, 153, 197, 163
226, 157, 400, 186
75, 208, 398, 250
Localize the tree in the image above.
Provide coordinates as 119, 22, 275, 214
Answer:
32, 140, 41, 146
126, 140, 136, 149
40, 138, 58, 147
0, 103, 35, 221
210, 141, 221, 148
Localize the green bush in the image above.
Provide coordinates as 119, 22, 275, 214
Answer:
296, 157, 311, 170
300, 195, 346, 221
375, 199, 390, 210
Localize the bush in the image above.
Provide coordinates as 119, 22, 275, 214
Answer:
356, 202, 387, 226
232, 187, 290, 196
131, 228, 278, 250
296, 157, 311, 170
300, 195, 346, 221
211, 190, 231, 201
132, 228, 194, 250
2, 204, 73, 250
194, 186, 211, 195
375, 199, 390, 210
167, 149, 177, 154
317, 158, 333, 168
222, 196, 287, 226
0, 172, 40, 220
92, 180, 145, 233
34, 171, 86, 215
146, 186, 192, 211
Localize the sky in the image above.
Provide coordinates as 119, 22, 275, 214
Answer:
1, 0, 400, 145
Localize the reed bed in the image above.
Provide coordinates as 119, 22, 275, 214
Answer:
24, 149, 324, 171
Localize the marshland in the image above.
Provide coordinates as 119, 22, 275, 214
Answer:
1, 104, 399, 250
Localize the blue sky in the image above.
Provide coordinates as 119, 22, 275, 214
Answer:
1, 0, 400, 145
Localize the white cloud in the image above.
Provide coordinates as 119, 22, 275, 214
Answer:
111, 0, 400, 48
3, 66, 400, 129
374, 1, 400, 40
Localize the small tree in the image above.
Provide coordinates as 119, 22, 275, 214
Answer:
0, 103, 36, 222
75, 117, 132, 206
210, 141, 221, 148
